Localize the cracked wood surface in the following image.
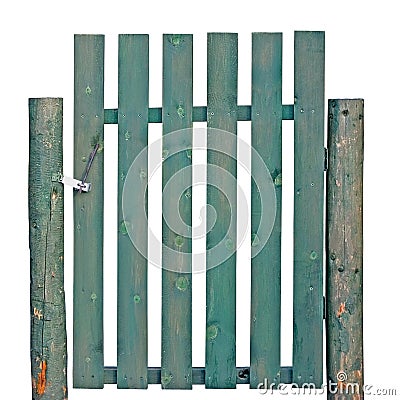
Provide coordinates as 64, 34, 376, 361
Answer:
29, 98, 67, 400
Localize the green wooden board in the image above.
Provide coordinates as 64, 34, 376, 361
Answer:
250, 33, 282, 388
117, 34, 149, 389
326, 99, 364, 398
161, 34, 193, 389
205, 33, 238, 389
293, 31, 325, 387
29, 98, 67, 400
73, 35, 105, 389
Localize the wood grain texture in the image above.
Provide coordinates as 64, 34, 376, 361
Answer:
326, 99, 364, 400
73, 34, 105, 388
161, 34, 193, 389
205, 32, 238, 389
293, 31, 325, 387
117, 34, 149, 388
29, 98, 67, 400
250, 33, 282, 389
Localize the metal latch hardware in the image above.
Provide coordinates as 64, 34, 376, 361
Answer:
60, 176, 91, 192
53, 143, 99, 193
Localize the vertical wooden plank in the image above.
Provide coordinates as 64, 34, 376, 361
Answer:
161, 34, 193, 389
293, 31, 325, 387
250, 33, 282, 388
205, 33, 238, 389
73, 34, 105, 389
117, 34, 149, 389
327, 99, 364, 400
29, 98, 68, 400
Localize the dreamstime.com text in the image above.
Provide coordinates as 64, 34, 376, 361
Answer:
258, 379, 397, 396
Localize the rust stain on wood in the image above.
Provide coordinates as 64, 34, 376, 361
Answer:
37, 360, 47, 395
63, 384, 68, 399
33, 307, 43, 320
337, 380, 345, 391
337, 302, 346, 318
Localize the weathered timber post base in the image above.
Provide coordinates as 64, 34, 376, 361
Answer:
29, 98, 67, 399
326, 99, 364, 400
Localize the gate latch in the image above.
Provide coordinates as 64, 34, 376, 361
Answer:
59, 176, 92, 192
54, 143, 99, 193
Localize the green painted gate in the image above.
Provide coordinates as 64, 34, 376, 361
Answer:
29, 31, 364, 399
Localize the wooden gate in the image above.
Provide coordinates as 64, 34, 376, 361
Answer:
29, 31, 364, 399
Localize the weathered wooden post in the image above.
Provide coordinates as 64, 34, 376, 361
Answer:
29, 98, 67, 399
326, 99, 364, 400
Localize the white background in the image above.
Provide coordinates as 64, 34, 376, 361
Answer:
1, 0, 399, 399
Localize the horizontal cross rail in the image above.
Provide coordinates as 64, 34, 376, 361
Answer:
103, 366, 293, 385
104, 104, 294, 124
